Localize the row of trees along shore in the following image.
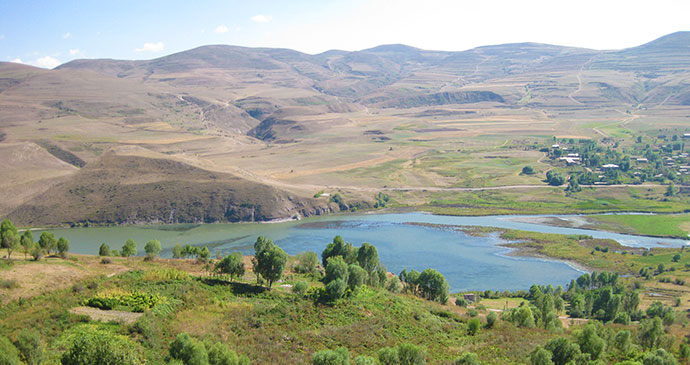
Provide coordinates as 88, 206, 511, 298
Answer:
3, 216, 690, 363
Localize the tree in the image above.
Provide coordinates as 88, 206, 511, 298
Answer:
322, 235, 356, 266
642, 349, 679, 365
522, 166, 535, 175
61, 326, 142, 365
57, 237, 70, 257
325, 278, 347, 301
544, 337, 580, 365
312, 347, 350, 365
575, 324, 605, 360
99, 243, 111, 257
294, 251, 319, 274
417, 268, 449, 304
672, 254, 681, 262
397, 343, 426, 365
467, 318, 481, 336
387, 276, 403, 293
565, 176, 581, 193
455, 352, 480, 365
530, 347, 554, 365
15, 329, 43, 365
347, 264, 367, 291
215, 252, 245, 281
0, 334, 20, 365
638, 317, 663, 350
121, 239, 137, 257
172, 244, 184, 259
169, 333, 208, 365
20, 230, 34, 260
198, 246, 211, 262
357, 243, 379, 272
38, 232, 56, 255
665, 183, 677, 197
1, 219, 20, 259
546, 171, 565, 186
613, 330, 632, 355
144, 239, 162, 259
325, 256, 349, 284
253, 239, 287, 289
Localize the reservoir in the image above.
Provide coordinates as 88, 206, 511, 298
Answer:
37, 212, 688, 292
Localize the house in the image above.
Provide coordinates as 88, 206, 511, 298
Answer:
602, 164, 619, 169
463, 293, 477, 303
636, 158, 648, 162
552, 144, 560, 149
683, 133, 690, 138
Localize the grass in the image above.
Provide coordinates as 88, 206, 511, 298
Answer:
586, 214, 690, 238
422, 186, 690, 216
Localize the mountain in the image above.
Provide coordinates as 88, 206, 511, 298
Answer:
1, 32, 689, 225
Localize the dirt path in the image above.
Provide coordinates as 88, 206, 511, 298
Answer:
70, 306, 143, 324
568, 56, 595, 105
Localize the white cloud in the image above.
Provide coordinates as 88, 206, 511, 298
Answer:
135, 42, 164, 52
11, 58, 23, 64
63, 32, 71, 39
33, 56, 61, 69
250, 14, 272, 23
215, 25, 229, 34
0, 35, 5, 40
69, 49, 80, 55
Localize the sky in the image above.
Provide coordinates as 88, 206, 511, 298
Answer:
1, 0, 688, 69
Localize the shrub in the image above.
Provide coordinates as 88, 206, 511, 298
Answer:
294, 251, 319, 274
397, 343, 426, 364
312, 347, 350, 365
378, 347, 399, 365
61, 326, 142, 365
14, 329, 43, 365
0, 279, 19, 289
486, 311, 498, 328
99, 243, 110, 256
387, 276, 403, 293
325, 279, 347, 302
467, 318, 481, 336
293, 281, 309, 295
455, 352, 480, 365
456, 298, 468, 307
100, 257, 112, 264
355, 355, 376, 365
0, 334, 20, 365
169, 333, 208, 365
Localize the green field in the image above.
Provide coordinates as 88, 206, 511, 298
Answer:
586, 214, 690, 239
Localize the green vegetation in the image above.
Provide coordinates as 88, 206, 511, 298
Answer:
586, 214, 690, 238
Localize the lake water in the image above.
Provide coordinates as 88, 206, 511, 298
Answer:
37, 212, 689, 292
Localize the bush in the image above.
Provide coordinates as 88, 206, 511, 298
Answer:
455, 352, 480, 365
456, 298, 468, 307
0, 279, 19, 289
14, 329, 43, 365
294, 251, 319, 274
169, 333, 208, 365
397, 343, 426, 365
486, 311, 498, 328
99, 243, 110, 256
355, 355, 376, 365
467, 318, 481, 335
387, 276, 403, 293
293, 281, 309, 295
312, 347, 350, 365
61, 326, 142, 365
0, 334, 20, 365
378, 347, 399, 365
325, 278, 347, 302
522, 166, 535, 175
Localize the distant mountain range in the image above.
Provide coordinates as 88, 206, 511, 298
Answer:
1, 32, 689, 225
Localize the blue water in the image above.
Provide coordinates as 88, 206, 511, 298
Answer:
38, 212, 689, 292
